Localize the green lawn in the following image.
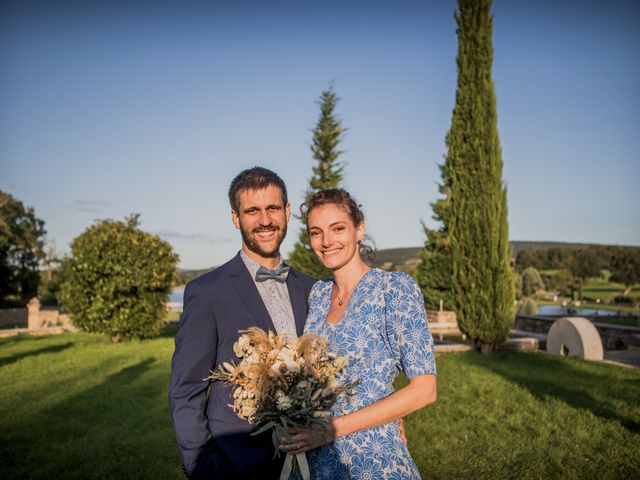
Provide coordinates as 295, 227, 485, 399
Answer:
1, 331, 639, 479
582, 282, 640, 305
401, 351, 640, 479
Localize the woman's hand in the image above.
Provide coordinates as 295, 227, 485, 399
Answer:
279, 421, 336, 454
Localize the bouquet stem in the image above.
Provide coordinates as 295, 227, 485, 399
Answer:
280, 452, 310, 480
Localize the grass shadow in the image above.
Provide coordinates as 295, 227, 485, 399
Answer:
473, 352, 640, 433
104, 357, 155, 384
0, 333, 54, 346
2, 356, 183, 479
0, 341, 75, 367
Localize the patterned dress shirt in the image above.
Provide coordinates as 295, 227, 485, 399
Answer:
240, 250, 297, 339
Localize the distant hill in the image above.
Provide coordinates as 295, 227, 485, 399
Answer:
369, 241, 633, 268
177, 241, 633, 281
508, 240, 610, 256
175, 267, 216, 286
368, 247, 422, 269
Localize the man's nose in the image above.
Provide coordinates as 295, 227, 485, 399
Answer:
258, 210, 272, 225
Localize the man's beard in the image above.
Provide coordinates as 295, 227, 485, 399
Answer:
240, 224, 287, 259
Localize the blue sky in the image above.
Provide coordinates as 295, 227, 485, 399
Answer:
1, 0, 638, 269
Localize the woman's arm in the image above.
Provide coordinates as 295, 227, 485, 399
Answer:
333, 373, 436, 439
280, 374, 436, 453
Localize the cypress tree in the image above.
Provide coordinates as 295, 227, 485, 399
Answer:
287, 86, 346, 279
415, 166, 454, 311
447, 0, 515, 351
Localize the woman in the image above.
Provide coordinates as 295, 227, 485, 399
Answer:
280, 189, 437, 479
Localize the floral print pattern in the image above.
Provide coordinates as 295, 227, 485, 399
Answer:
304, 269, 436, 479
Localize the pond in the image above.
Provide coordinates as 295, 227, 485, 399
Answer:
537, 305, 620, 317
170, 288, 184, 304
167, 288, 185, 312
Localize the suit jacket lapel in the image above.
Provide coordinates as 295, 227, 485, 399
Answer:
229, 253, 277, 333
286, 269, 308, 336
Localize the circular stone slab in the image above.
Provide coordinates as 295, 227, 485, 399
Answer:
546, 317, 604, 360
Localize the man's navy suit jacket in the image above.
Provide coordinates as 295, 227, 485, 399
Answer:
169, 252, 316, 479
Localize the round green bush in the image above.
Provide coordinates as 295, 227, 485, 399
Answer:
60, 216, 178, 341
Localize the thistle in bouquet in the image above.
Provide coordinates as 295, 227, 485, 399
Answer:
207, 327, 357, 478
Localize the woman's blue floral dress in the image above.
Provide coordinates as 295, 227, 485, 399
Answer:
304, 269, 436, 479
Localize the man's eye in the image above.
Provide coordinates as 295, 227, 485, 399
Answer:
310, 231, 320, 237
334, 226, 345, 232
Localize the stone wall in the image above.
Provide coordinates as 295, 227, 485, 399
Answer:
0, 308, 27, 327
27, 298, 75, 330
514, 315, 556, 334
427, 311, 458, 324
427, 310, 462, 340
0, 298, 76, 337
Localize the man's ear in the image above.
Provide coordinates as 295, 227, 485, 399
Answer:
231, 210, 240, 230
285, 202, 291, 224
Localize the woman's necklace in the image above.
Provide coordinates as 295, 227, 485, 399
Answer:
334, 284, 352, 306
334, 268, 371, 306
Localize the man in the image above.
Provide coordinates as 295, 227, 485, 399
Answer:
169, 167, 316, 479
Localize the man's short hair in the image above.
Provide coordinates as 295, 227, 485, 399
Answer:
228, 167, 288, 212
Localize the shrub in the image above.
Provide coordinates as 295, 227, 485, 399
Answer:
521, 267, 545, 297
513, 271, 523, 300
60, 215, 178, 341
548, 269, 575, 297
517, 297, 538, 316
609, 249, 640, 300
613, 295, 635, 306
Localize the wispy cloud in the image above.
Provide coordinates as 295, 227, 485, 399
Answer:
74, 199, 111, 213
155, 230, 231, 244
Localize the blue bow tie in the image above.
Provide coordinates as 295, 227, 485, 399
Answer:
255, 265, 290, 283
